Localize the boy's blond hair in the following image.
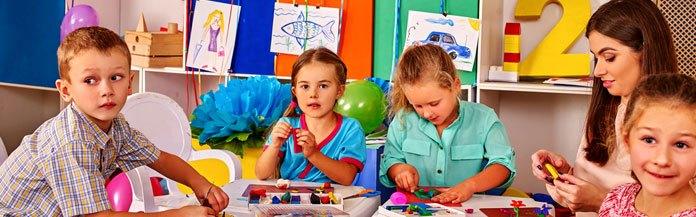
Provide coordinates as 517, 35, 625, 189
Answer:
57, 26, 131, 81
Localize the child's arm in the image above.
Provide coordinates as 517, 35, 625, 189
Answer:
387, 163, 420, 192
432, 164, 510, 203
295, 129, 359, 185
255, 121, 292, 179
379, 114, 417, 190
307, 151, 358, 185
85, 205, 215, 217
148, 151, 229, 213
434, 120, 516, 203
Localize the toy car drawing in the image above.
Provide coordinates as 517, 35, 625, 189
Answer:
414, 31, 471, 60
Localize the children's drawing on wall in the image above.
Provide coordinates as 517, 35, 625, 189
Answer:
186, 1, 240, 74
404, 11, 480, 71
270, 2, 340, 55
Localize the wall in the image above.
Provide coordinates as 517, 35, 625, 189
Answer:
498, 92, 590, 193
0, 86, 61, 154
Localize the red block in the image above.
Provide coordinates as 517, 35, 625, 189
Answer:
504, 53, 521, 62
250, 188, 267, 197
505, 23, 521, 35
320, 196, 331, 204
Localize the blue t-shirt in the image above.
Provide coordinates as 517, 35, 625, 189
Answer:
266, 113, 367, 183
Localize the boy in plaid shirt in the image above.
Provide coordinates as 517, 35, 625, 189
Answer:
0, 27, 227, 216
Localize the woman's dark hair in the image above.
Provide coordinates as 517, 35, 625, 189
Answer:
583, 0, 678, 165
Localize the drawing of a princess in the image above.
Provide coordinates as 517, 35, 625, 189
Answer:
194, 9, 225, 72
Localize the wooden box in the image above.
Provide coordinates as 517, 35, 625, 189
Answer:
125, 31, 183, 68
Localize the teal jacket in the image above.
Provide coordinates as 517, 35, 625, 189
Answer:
379, 101, 516, 189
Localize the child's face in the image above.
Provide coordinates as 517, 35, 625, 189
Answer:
588, 31, 642, 97
56, 48, 133, 131
292, 62, 344, 119
403, 79, 460, 128
626, 104, 696, 197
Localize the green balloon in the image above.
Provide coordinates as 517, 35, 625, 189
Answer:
335, 80, 387, 134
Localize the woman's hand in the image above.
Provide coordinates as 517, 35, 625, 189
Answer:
553, 174, 608, 212
531, 149, 572, 184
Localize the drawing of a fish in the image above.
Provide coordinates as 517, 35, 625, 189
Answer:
426, 18, 454, 26
281, 12, 335, 47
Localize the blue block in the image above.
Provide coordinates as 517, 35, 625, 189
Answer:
290, 195, 301, 204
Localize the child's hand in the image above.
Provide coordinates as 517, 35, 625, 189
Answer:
295, 129, 319, 158
195, 184, 230, 214
173, 205, 215, 217
432, 182, 475, 203
391, 164, 420, 192
270, 121, 292, 148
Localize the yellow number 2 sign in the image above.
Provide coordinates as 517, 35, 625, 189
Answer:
515, 0, 591, 77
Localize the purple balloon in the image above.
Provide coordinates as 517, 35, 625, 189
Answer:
60, 5, 99, 42
106, 172, 132, 211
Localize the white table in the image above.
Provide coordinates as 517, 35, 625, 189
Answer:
222, 179, 380, 217
374, 194, 554, 217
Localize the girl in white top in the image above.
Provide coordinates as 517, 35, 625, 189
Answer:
530, 0, 683, 216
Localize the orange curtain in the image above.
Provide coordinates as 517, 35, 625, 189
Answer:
275, 0, 373, 79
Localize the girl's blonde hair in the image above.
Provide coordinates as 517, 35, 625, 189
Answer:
204, 10, 225, 33
622, 73, 696, 139
390, 44, 459, 117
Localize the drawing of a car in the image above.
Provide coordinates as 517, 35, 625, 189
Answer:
414, 31, 471, 60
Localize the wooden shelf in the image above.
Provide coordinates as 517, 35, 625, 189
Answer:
131, 66, 295, 80
477, 81, 591, 95
0, 82, 58, 92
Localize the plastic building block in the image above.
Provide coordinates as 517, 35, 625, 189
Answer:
544, 163, 560, 179
290, 195, 301, 204
280, 192, 291, 204
310, 193, 321, 204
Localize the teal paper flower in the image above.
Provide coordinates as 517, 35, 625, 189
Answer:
190, 76, 291, 156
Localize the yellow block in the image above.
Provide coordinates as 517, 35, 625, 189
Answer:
544, 163, 560, 179
177, 159, 230, 194
503, 62, 519, 72
504, 35, 520, 53
502, 187, 530, 198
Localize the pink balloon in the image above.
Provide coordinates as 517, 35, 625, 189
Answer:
60, 5, 99, 42
106, 172, 132, 211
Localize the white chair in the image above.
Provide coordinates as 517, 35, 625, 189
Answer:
121, 92, 241, 212
0, 137, 8, 166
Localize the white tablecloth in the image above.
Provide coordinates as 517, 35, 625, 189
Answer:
222, 179, 380, 217
374, 194, 554, 217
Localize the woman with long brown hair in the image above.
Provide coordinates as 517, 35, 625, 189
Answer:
530, 0, 681, 216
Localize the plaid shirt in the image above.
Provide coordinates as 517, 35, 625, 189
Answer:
0, 103, 160, 216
